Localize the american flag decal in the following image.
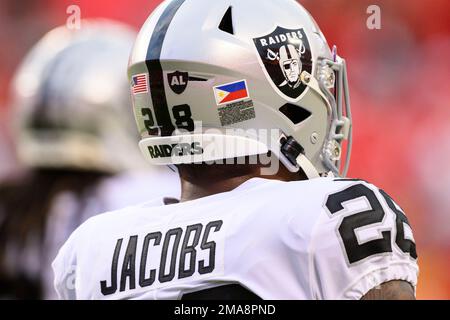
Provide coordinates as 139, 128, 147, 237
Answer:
131, 74, 149, 94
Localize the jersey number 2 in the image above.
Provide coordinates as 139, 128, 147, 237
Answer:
325, 183, 417, 264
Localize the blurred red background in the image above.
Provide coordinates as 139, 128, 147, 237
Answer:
0, 0, 449, 299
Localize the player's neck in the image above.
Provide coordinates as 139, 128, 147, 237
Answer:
177, 161, 305, 202
179, 173, 260, 202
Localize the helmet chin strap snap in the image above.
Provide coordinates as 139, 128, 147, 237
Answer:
295, 154, 320, 179
280, 136, 319, 179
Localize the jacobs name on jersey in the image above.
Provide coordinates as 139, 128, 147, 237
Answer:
100, 220, 222, 295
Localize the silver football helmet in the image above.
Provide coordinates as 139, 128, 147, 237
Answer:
128, 0, 352, 178
11, 19, 148, 173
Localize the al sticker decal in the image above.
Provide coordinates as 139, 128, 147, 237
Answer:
253, 26, 312, 101
168, 71, 189, 94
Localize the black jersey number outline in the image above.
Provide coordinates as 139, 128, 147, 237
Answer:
379, 189, 418, 259
325, 183, 417, 264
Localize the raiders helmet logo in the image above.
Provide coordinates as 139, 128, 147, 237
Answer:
253, 27, 313, 101
168, 71, 189, 94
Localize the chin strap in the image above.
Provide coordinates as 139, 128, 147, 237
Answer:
295, 154, 320, 179
280, 136, 320, 179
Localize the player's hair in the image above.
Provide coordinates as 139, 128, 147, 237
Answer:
0, 169, 108, 298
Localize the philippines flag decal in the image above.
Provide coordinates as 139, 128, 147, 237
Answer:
213, 80, 250, 105
131, 74, 149, 95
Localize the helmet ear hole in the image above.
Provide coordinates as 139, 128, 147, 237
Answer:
279, 103, 311, 125
218, 6, 234, 35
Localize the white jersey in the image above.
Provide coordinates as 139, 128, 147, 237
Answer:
53, 177, 418, 300
39, 167, 180, 299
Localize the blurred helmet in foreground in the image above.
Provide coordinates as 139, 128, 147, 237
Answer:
11, 19, 148, 173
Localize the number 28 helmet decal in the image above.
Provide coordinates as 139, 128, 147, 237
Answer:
128, 0, 352, 178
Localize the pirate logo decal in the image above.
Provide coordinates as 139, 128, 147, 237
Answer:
168, 71, 189, 94
253, 26, 312, 101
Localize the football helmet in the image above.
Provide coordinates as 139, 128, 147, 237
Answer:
128, 0, 352, 178
11, 19, 148, 173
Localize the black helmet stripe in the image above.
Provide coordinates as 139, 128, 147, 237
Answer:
146, 0, 186, 136
286, 45, 292, 60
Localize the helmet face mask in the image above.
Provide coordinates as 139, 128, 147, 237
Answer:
316, 52, 352, 177
128, 0, 352, 178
